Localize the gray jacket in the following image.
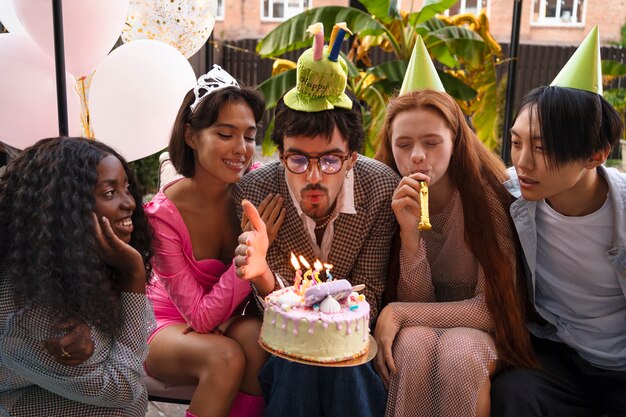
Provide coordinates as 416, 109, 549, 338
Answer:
504, 165, 626, 339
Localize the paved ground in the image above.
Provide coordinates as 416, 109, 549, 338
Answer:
146, 401, 187, 417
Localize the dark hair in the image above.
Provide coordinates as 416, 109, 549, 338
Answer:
271, 90, 364, 153
517, 86, 624, 168
0, 137, 153, 337
375, 90, 538, 370
169, 86, 266, 177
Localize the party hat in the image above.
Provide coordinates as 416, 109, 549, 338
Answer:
550, 26, 602, 94
283, 22, 353, 112
400, 35, 445, 95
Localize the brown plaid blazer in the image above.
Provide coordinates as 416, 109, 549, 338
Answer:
232, 156, 399, 321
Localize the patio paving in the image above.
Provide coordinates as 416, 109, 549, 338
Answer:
146, 401, 187, 417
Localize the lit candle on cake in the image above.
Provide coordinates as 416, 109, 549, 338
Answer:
313, 259, 323, 283
291, 252, 302, 291
307, 22, 324, 61
299, 255, 313, 283
328, 22, 352, 62
323, 263, 334, 281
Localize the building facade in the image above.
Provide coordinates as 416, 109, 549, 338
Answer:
213, 0, 625, 45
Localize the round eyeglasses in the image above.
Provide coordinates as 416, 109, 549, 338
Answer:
281, 153, 351, 175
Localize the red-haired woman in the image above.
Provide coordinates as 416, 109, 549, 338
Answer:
373, 90, 537, 417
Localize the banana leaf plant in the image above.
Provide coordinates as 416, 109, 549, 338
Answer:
256, 0, 503, 156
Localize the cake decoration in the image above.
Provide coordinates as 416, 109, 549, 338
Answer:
259, 253, 371, 363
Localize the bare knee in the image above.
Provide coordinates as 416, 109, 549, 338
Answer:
224, 316, 262, 347
201, 337, 246, 381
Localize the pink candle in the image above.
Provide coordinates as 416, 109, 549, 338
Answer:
294, 269, 302, 291
307, 22, 324, 61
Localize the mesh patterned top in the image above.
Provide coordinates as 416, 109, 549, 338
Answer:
0, 267, 155, 417
386, 190, 514, 417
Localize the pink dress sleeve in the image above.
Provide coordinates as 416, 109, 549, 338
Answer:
145, 193, 251, 333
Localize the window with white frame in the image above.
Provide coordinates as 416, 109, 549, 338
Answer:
444, 0, 490, 16
531, 0, 586, 26
216, 0, 224, 21
262, 0, 311, 21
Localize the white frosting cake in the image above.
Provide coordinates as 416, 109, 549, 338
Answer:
259, 279, 370, 363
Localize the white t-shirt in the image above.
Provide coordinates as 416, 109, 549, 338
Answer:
535, 195, 626, 370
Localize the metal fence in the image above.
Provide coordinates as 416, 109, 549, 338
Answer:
197, 38, 625, 110
189, 38, 624, 157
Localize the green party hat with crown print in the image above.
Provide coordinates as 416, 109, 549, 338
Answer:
550, 26, 602, 94
400, 35, 445, 95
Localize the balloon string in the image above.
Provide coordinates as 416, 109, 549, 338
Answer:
77, 75, 94, 139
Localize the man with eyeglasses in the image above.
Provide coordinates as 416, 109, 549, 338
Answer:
231, 90, 399, 416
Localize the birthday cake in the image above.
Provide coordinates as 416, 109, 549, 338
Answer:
259, 278, 371, 363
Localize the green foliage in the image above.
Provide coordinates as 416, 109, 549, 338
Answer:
256, 0, 502, 156
256, 7, 387, 58
129, 151, 162, 197
602, 55, 626, 141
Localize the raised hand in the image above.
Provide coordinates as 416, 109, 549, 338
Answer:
392, 173, 429, 254
241, 193, 286, 246
92, 213, 145, 293
373, 305, 400, 389
234, 200, 274, 295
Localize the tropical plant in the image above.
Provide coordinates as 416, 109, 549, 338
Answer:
602, 59, 626, 141
256, 0, 504, 156
603, 21, 626, 142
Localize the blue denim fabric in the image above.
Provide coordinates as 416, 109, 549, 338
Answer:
259, 356, 387, 417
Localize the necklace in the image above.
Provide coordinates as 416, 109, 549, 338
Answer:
313, 212, 335, 230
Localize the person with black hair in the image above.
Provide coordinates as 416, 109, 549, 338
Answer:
491, 27, 626, 417
232, 23, 397, 417
0, 136, 154, 416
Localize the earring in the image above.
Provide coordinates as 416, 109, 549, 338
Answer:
345, 169, 350, 179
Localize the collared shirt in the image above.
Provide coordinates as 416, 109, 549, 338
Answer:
285, 169, 357, 261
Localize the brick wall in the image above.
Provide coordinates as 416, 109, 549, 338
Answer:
470, 0, 625, 45
213, 0, 349, 40
398, 0, 624, 46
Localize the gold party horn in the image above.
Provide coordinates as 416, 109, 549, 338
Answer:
418, 181, 432, 231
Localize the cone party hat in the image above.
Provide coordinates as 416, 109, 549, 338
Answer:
550, 25, 602, 94
400, 35, 445, 95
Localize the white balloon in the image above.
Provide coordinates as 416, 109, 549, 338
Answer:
0, 0, 25, 33
89, 40, 196, 161
0, 33, 81, 149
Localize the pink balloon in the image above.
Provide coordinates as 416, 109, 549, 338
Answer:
0, 33, 81, 149
12, 0, 129, 77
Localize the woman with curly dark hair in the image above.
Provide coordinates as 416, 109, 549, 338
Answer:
0, 136, 154, 416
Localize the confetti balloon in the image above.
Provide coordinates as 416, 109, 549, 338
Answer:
122, 0, 217, 58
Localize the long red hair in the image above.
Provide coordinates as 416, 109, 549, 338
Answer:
375, 90, 538, 369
